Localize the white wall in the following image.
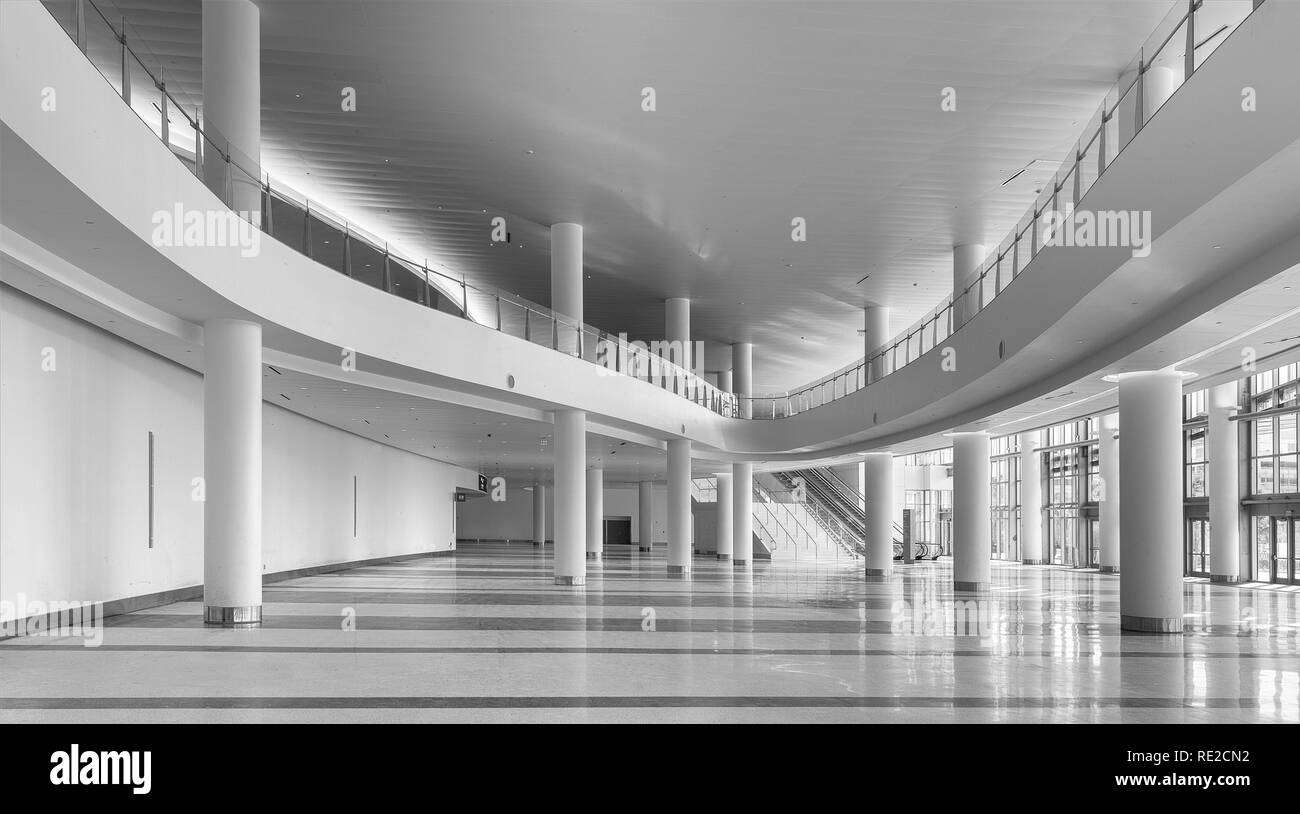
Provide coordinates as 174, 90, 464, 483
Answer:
455, 485, 551, 541
0, 284, 477, 610
457, 482, 668, 544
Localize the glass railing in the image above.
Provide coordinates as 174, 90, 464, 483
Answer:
43, 0, 738, 416
740, 0, 1262, 419
43, 0, 1262, 422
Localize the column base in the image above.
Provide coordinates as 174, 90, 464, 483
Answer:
953, 580, 988, 592
733, 560, 750, 568
203, 605, 261, 626
865, 567, 890, 577
716, 554, 732, 561
532, 541, 544, 547
585, 552, 601, 560
1121, 614, 1183, 634
554, 576, 586, 586
1021, 559, 1044, 566
1210, 574, 1240, 584
667, 564, 690, 575
1099, 565, 1120, 574
638, 546, 652, 552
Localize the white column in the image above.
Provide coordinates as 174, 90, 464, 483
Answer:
1099, 413, 1120, 572
586, 467, 603, 560
1118, 371, 1183, 633
532, 484, 547, 545
1209, 383, 1241, 584
715, 472, 734, 560
952, 432, 991, 592
864, 305, 890, 383
553, 409, 586, 585
863, 453, 894, 576
1019, 434, 1044, 565
733, 342, 753, 419
1119, 65, 1179, 149
893, 457, 906, 559
952, 244, 985, 329
717, 369, 733, 393
637, 481, 654, 552
665, 297, 690, 371
203, 318, 262, 625
667, 439, 692, 574
551, 223, 583, 356
733, 462, 753, 564
201, 0, 261, 216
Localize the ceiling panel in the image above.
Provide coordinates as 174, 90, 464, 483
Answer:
91, 0, 1177, 391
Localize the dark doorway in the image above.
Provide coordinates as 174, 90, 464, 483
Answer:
604, 517, 632, 546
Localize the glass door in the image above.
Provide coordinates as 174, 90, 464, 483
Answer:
1254, 516, 1300, 584
1186, 519, 1209, 577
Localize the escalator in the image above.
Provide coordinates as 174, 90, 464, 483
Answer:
776, 467, 933, 561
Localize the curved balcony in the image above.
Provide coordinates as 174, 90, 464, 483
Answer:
35, 0, 1268, 423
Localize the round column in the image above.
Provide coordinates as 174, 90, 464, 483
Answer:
1118, 371, 1184, 633
952, 244, 985, 329
1119, 65, 1178, 149
553, 409, 586, 585
1209, 382, 1241, 584
203, 318, 262, 625
532, 484, 547, 546
1019, 434, 1044, 565
586, 467, 603, 560
863, 453, 894, 576
715, 472, 734, 560
666, 297, 691, 371
863, 306, 890, 383
732, 462, 753, 564
667, 439, 692, 575
1099, 413, 1120, 572
732, 343, 753, 420
550, 224, 583, 356
952, 431, 991, 592
201, 0, 261, 216
717, 369, 733, 393
637, 481, 654, 552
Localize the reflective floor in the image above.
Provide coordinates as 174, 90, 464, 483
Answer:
2, 542, 1298, 723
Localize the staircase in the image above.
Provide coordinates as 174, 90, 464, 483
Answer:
773, 468, 935, 561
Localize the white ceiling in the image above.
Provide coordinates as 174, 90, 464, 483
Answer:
89, 0, 1179, 390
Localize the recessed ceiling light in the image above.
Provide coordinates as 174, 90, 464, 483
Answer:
1213, 245, 1222, 250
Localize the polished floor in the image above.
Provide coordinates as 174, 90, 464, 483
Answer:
2, 542, 1298, 723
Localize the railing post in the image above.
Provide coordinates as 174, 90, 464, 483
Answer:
423, 262, 431, 308
343, 224, 352, 278
262, 180, 272, 234
383, 244, 393, 293
75, 0, 87, 52
303, 201, 313, 259
119, 19, 130, 104
157, 71, 169, 146
460, 274, 469, 320
1134, 50, 1146, 135
1030, 207, 1039, 259
525, 307, 531, 342
1185, 1, 1197, 81
496, 297, 502, 332
1072, 142, 1082, 207
1098, 112, 1108, 175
